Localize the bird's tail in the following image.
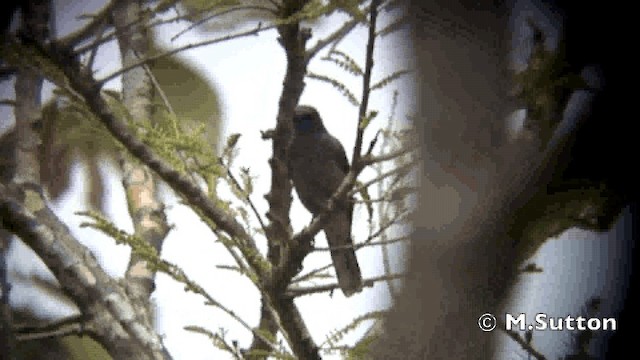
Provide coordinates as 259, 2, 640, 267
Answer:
324, 211, 363, 297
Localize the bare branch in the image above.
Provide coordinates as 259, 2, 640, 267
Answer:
362, 209, 412, 244
376, 14, 409, 37
255, 3, 319, 357
286, 273, 404, 297
84, 20, 107, 74
220, 159, 268, 234
498, 319, 547, 360
362, 142, 418, 165
314, 234, 410, 251
306, 16, 360, 61
58, 1, 114, 48
171, 5, 277, 42
350, 161, 415, 196
97, 23, 276, 85
291, 264, 333, 284
351, 0, 381, 169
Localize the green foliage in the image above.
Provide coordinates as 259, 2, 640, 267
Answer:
185, 325, 294, 359
509, 180, 626, 263
512, 41, 589, 146
277, 0, 360, 25
149, 42, 222, 155
3, 36, 223, 211
60, 336, 112, 360
325, 0, 367, 22
184, 326, 244, 359
355, 180, 374, 222
307, 71, 360, 106
376, 13, 408, 37
180, 0, 240, 13
370, 69, 411, 91
322, 50, 364, 76
0, 40, 69, 88
345, 330, 379, 360
76, 210, 269, 308
77, 210, 160, 262
321, 310, 386, 357
359, 110, 377, 129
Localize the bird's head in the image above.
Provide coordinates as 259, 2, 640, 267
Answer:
293, 105, 326, 134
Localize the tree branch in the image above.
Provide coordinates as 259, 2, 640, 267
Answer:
314, 234, 410, 251
170, 5, 277, 42
0, 184, 171, 359
352, 0, 381, 169
286, 273, 404, 297
220, 159, 268, 234
254, 0, 319, 357
305, 16, 360, 62
57, 1, 114, 48
350, 161, 415, 196
35, 40, 269, 281
98, 23, 276, 86
361, 142, 418, 166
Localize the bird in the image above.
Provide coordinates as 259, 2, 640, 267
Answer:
288, 105, 363, 296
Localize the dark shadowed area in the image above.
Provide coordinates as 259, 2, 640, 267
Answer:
372, 0, 638, 359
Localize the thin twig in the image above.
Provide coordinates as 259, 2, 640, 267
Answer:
376, 95, 400, 300
138, 50, 205, 190
350, 161, 415, 196
498, 319, 547, 360
98, 23, 276, 85
362, 209, 411, 244
362, 142, 418, 165
195, 275, 277, 351
314, 234, 410, 251
0, 99, 17, 107
219, 159, 268, 234
351, 0, 381, 169
171, 5, 276, 42
58, 1, 115, 48
286, 273, 404, 297
84, 19, 107, 75
71, 0, 218, 54
291, 264, 333, 284
306, 16, 360, 62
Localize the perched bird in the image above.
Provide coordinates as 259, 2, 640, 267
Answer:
288, 105, 363, 296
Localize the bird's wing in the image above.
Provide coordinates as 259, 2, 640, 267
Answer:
326, 135, 350, 174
